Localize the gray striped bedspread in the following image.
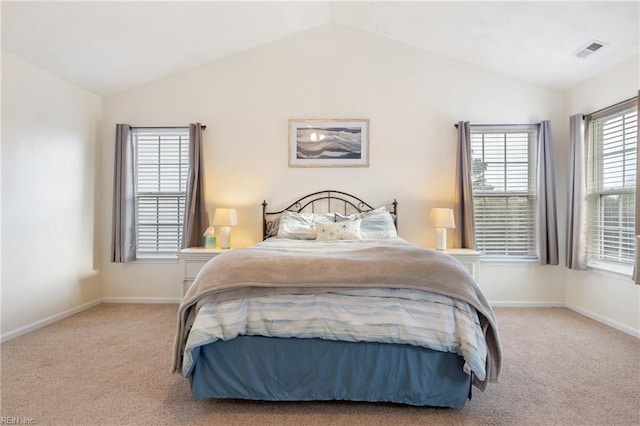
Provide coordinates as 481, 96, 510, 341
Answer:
172, 237, 502, 390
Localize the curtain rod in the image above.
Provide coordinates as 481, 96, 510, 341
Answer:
584, 96, 637, 119
132, 124, 207, 130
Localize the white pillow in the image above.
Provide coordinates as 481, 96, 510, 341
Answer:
316, 220, 362, 241
335, 208, 397, 239
276, 211, 334, 239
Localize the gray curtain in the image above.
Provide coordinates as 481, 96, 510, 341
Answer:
536, 121, 559, 265
181, 123, 208, 248
565, 114, 588, 269
454, 121, 476, 249
111, 124, 136, 263
634, 93, 640, 284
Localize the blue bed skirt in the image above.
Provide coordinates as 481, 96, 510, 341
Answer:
188, 336, 472, 407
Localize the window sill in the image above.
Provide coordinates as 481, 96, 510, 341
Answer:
587, 260, 633, 278
480, 256, 539, 265
135, 254, 179, 264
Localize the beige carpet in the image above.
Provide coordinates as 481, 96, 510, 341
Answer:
1, 304, 638, 426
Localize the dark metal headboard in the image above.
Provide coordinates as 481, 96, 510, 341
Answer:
262, 190, 398, 240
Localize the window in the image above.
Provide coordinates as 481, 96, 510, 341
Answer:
471, 126, 538, 259
133, 128, 189, 257
587, 100, 637, 268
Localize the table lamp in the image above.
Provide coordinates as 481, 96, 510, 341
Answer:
430, 208, 455, 251
212, 208, 238, 249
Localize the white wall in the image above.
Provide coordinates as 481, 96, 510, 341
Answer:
100, 24, 567, 302
3, 23, 634, 338
565, 56, 640, 335
1, 51, 102, 336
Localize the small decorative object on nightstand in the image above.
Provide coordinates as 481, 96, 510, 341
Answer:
178, 247, 228, 296
203, 226, 216, 248
446, 248, 482, 282
430, 208, 455, 251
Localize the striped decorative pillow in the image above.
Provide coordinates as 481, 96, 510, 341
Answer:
335, 208, 397, 239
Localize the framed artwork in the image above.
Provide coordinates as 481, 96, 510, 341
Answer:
288, 119, 369, 167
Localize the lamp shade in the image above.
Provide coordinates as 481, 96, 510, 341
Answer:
212, 208, 238, 226
430, 208, 455, 229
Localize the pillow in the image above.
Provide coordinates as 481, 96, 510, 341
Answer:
276, 211, 334, 239
265, 216, 281, 238
316, 220, 362, 241
335, 208, 397, 239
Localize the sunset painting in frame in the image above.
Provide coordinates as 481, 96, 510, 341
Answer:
288, 119, 369, 167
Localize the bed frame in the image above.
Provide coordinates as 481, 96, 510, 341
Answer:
185, 190, 475, 407
262, 189, 398, 240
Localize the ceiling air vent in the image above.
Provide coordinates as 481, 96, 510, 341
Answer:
573, 40, 607, 59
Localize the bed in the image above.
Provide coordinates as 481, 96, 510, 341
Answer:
172, 190, 501, 408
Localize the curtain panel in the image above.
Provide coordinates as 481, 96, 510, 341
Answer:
181, 123, 208, 248
536, 121, 559, 265
454, 121, 476, 249
111, 123, 136, 263
565, 114, 588, 270
634, 92, 640, 284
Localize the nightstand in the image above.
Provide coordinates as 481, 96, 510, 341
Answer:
443, 248, 481, 282
177, 247, 229, 296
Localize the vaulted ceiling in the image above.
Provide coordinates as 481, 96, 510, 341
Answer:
2, 1, 638, 96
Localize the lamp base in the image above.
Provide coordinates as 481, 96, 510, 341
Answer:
435, 228, 447, 251
220, 226, 231, 249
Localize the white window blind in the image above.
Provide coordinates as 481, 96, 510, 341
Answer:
471, 126, 538, 258
587, 100, 637, 266
133, 128, 189, 256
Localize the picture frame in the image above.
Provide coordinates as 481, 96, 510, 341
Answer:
288, 119, 369, 167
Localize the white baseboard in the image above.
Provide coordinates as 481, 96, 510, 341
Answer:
2, 297, 636, 344
101, 297, 181, 304
566, 303, 640, 339
490, 301, 566, 308
0, 299, 102, 343
0, 297, 180, 343
491, 301, 639, 338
